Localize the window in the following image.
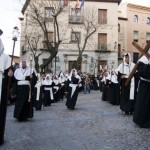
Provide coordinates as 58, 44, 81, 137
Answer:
43, 32, 54, 49
146, 17, 150, 25
133, 15, 138, 23
98, 9, 107, 24
47, 32, 54, 42
133, 53, 139, 63
133, 31, 138, 42
69, 8, 83, 24
98, 33, 107, 50
71, 32, 81, 43
71, 8, 80, 16
45, 7, 54, 21
146, 33, 150, 43
118, 24, 120, 32
43, 59, 53, 73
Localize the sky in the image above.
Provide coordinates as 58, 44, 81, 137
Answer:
0, 0, 24, 56
0, 0, 150, 56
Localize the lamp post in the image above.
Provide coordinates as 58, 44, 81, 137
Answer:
29, 52, 33, 118
11, 26, 19, 66
0, 26, 19, 145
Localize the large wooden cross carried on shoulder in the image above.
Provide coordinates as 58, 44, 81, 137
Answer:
125, 41, 150, 86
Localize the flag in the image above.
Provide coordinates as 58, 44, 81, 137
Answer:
75, 0, 79, 9
78, 0, 85, 12
64, 0, 68, 6
61, 0, 68, 6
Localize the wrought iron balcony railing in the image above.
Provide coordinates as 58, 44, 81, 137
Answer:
69, 15, 84, 24
98, 44, 111, 51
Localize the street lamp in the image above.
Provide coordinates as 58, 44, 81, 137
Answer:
11, 26, 19, 66
0, 26, 19, 145
29, 52, 34, 74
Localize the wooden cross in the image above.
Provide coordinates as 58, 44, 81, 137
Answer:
125, 41, 150, 86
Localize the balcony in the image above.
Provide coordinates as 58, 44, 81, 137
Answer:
69, 15, 84, 24
97, 44, 111, 52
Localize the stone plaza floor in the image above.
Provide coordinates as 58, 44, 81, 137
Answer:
1, 90, 150, 150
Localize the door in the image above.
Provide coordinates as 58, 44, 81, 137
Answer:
68, 61, 77, 73
98, 60, 107, 72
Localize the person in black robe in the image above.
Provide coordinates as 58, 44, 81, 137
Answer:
115, 53, 135, 115
106, 72, 112, 102
66, 69, 81, 110
109, 71, 120, 105
13, 59, 37, 122
98, 73, 103, 92
133, 56, 150, 128
93, 75, 99, 90
64, 74, 69, 98
0, 31, 14, 145
32, 73, 43, 111
58, 72, 66, 100
43, 74, 54, 106
53, 75, 61, 102
101, 72, 110, 101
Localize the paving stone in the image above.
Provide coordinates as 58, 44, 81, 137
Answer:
1, 90, 150, 150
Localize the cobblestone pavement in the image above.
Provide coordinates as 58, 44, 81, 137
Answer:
1, 90, 150, 150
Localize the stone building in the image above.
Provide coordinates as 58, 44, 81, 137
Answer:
20, 0, 121, 75
118, 3, 150, 64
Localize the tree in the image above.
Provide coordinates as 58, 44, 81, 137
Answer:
22, 0, 68, 72
71, 6, 99, 71
25, 33, 44, 73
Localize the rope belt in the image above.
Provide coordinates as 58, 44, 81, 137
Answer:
17, 80, 30, 85
140, 77, 150, 82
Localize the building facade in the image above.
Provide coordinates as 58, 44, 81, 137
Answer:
20, 0, 121, 75
118, 3, 150, 64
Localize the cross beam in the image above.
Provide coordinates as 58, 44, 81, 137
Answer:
125, 41, 150, 86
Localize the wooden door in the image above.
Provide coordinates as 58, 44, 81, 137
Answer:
98, 9, 107, 24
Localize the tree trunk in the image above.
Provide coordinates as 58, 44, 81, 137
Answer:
40, 50, 58, 72
34, 56, 39, 73
77, 55, 82, 71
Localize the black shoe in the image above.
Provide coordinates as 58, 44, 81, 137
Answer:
125, 112, 129, 115
18, 118, 28, 122
130, 111, 134, 115
0, 140, 4, 145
